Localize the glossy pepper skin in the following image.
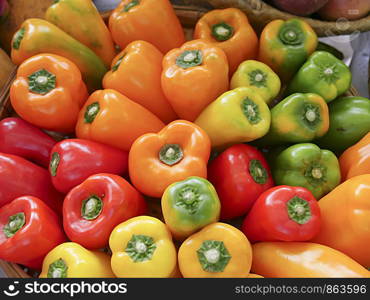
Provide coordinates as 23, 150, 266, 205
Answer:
63, 173, 146, 250
193, 8, 258, 75
109, 0, 185, 54
0, 153, 63, 213
129, 120, 210, 198
208, 144, 274, 220
49, 139, 128, 194
272, 143, 341, 199
311, 175, 370, 267
10, 54, 88, 133
339, 133, 370, 181
194, 87, 271, 149
11, 18, 107, 92
230, 60, 281, 105
162, 177, 221, 241
287, 51, 352, 102
45, 0, 116, 68
76, 89, 164, 152
315, 96, 370, 154
109, 216, 177, 278
258, 18, 317, 81
178, 222, 252, 278
0, 196, 66, 270
242, 186, 321, 242
0, 117, 56, 168
161, 39, 229, 121
251, 242, 370, 278
256, 93, 329, 146
39, 242, 114, 278
103, 41, 177, 123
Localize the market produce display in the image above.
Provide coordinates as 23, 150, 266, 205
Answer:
0, 0, 369, 279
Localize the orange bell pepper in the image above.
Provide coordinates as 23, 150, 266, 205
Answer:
10, 54, 88, 133
193, 8, 258, 75
76, 89, 164, 151
252, 242, 370, 278
339, 132, 370, 181
129, 120, 210, 198
109, 0, 185, 54
161, 39, 229, 121
103, 41, 177, 124
311, 174, 370, 267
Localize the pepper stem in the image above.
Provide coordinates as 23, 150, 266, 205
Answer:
248, 69, 268, 88
47, 258, 68, 278
197, 240, 231, 273
3, 213, 25, 238
311, 168, 323, 179
278, 24, 304, 45
176, 185, 200, 215
112, 54, 126, 72
81, 195, 103, 220
12, 27, 25, 50
28, 69, 56, 95
49, 152, 60, 177
249, 159, 268, 184
123, 0, 139, 12
176, 50, 203, 69
241, 98, 261, 125
286, 196, 312, 224
84, 102, 100, 124
159, 144, 183, 166
211, 22, 234, 41
125, 235, 157, 262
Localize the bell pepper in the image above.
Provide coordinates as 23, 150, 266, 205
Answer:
178, 222, 252, 278
76, 89, 164, 152
272, 143, 341, 199
109, 0, 185, 54
0, 196, 66, 270
230, 60, 281, 105
193, 8, 258, 75
0, 153, 63, 213
286, 51, 352, 102
258, 18, 318, 81
161, 39, 229, 121
63, 173, 146, 250
339, 132, 370, 181
256, 93, 329, 146
194, 87, 271, 149
311, 174, 370, 267
315, 96, 370, 154
11, 18, 107, 92
103, 41, 177, 123
129, 120, 210, 198
39, 242, 114, 278
49, 139, 128, 194
162, 176, 220, 241
208, 144, 274, 220
109, 216, 177, 278
251, 242, 370, 278
0, 117, 56, 168
10, 54, 88, 133
242, 186, 321, 242
45, 0, 116, 68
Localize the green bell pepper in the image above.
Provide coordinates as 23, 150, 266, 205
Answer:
286, 51, 352, 103
272, 143, 341, 199
315, 96, 370, 154
256, 93, 329, 146
161, 176, 221, 241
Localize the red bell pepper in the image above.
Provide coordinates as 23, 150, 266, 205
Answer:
49, 139, 129, 194
0, 117, 57, 168
0, 153, 63, 213
242, 185, 321, 242
63, 173, 147, 249
208, 144, 274, 219
0, 196, 66, 269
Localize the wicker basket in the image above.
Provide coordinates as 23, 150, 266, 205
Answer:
0, 1, 362, 278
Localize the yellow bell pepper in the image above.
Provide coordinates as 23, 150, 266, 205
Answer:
178, 222, 252, 278
39, 242, 114, 278
109, 216, 177, 278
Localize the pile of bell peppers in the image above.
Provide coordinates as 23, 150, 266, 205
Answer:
0, 0, 369, 279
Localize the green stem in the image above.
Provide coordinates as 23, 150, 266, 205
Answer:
3, 213, 26, 238
81, 195, 103, 220
125, 235, 157, 262
176, 50, 203, 69
211, 22, 234, 42
303, 104, 320, 127
84, 102, 100, 124
123, 0, 140, 12
286, 196, 312, 224
175, 185, 201, 215
249, 159, 268, 184
28, 69, 56, 95
248, 69, 267, 88
278, 24, 304, 46
47, 258, 68, 278
12, 27, 25, 50
112, 54, 126, 72
197, 240, 231, 273
49, 152, 60, 177
241, 98, 261, 125
159, 144, 183, 166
